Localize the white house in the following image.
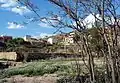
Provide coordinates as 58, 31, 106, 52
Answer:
24, 35, 32, 41
23, 35, 39, 42
47, 36, 58, 44
64, 36, 74, 45
47, 38, 53, 44
82, 14, 117, 28
63, 32, 75, 45
83, 14, 101, 28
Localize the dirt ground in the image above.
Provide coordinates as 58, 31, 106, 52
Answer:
1, 74, 58, 83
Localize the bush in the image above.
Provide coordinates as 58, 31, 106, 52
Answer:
0, 60, 72, 78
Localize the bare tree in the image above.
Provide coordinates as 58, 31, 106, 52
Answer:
16, 0, 120, 83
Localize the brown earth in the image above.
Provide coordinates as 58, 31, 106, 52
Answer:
1, 74, 58, 83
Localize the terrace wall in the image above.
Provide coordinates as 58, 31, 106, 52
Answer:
0, 52, 17, 60
0, 52, 81, 62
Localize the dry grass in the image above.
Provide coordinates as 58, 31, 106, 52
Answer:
0, 58, 104, 83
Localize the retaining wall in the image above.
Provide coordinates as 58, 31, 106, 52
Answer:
0, 52, 81, 62
0, 52, 17, 61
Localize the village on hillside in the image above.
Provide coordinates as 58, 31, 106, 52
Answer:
0, 0, 120, 83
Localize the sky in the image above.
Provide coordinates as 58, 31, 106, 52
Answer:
1, 0, 119, 39
0, 0, 72, 38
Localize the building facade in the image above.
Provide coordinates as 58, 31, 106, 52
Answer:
0, 35, 12, 42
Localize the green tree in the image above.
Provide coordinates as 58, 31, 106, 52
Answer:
5, 38, 25, 52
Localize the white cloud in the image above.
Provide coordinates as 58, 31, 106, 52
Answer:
11, 6, 31, 15
49, 16, 61, 26
38, 23, 52, 28
0, 0, 31, 15
32, 33, 53, 39
38, 16, 61, 28
7, 22, 24, 29
39, 33, 53, 38
0, 0, 17, 8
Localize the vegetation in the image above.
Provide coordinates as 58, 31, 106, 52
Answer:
44, 0, 120, 83
3, 38, 25, 52
0, 60, 76, 78
0, 0, 120, 83
0, 59, 105, 82
1, 37, 48, 52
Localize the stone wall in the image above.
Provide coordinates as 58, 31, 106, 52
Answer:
0, 52, 81, 62
0, 52, 17, 61
23, 53, 81, 62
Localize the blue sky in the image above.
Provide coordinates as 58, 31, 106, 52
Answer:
0, 0, 120, 38
0, 0, 72, 38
